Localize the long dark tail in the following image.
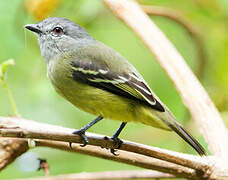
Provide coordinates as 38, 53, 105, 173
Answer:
169, 122, 206, 156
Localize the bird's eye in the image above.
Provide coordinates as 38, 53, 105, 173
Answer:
52, 27, 63, 35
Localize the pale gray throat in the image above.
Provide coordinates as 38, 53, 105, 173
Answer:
38, 36, 95, 64
38, 36, 60, 64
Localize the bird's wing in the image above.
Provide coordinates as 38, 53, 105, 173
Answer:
71, 56, 164, 112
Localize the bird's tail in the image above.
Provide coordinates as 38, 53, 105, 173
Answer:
139, 102, 206, 156
167, 121, 206, 156
146, 105, 206, 156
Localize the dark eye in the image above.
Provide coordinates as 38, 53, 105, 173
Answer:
52, 27, 63, 35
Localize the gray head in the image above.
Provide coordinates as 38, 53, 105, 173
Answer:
25, 17, 94, 63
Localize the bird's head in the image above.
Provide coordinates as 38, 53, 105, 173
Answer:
25, 17, 94, 63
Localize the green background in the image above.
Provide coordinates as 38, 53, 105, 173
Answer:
1, 0, 228, 179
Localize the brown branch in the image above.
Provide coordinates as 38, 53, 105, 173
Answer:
103, 0, 228, 157
0, 138, 28, 170
16, 169, 175, 180
37, 139, 225, 179
0, 117, 210, 178
35, 140, 195, 178
142, 5, 206, 79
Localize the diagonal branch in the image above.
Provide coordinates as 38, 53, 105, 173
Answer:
142, 5, 206, 79
16, 169, 175, 180
0, 117, 210, 178
103, 0, 228, 157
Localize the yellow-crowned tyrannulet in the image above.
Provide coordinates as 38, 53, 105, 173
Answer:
25, 17, 205, 155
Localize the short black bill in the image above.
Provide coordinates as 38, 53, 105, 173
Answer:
24, 24, 42, 34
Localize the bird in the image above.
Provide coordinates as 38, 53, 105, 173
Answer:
25, 17, 206, 156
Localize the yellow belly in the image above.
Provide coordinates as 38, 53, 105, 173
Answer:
48, 60, 170, 131
53, 78, 170, 130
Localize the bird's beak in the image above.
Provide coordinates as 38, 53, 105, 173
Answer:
24, 24, 42, 34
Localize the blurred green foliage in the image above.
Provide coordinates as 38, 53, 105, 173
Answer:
1, 0, 228, 179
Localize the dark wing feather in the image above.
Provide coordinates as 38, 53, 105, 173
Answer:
71, 60, 164, 112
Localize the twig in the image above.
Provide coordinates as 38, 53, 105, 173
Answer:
16, 169, 175, 180
142, 5, 206, 79
4, 84, 19, 116
38, 158, 50, 176
103, 0, 228, 157
0, 117, 210, 178
0, 59, 19, 116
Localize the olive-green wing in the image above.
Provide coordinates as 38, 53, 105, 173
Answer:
71, 58, 164, 112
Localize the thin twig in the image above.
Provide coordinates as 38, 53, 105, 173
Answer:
38, 158, 50, 176
0, 117, 210, 178
16, 170, 175, 180
0, 59, 19, 116
4, 84, 19, 116
142, 5, 206, 79
103, 0, 228, 157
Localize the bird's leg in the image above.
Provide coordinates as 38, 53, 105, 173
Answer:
110, 122, 127, 155
70, 115, 103, 148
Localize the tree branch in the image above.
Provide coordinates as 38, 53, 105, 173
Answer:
16, 170, 175, 180
103, 0, 228, 157
0, 117, 211, 178
35, 140, 197, 178
0, 138, 28, 170
142, 5, 206, 79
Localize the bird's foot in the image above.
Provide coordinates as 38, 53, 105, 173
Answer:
110, 136, 123, 156
69, 129, 89, 149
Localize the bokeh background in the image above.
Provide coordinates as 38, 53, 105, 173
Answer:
1, 0, 228, 179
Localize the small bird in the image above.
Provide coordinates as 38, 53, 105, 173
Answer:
25, 17, 206, 155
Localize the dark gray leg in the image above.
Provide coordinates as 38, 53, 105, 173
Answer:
110, 122, 127, 155
71, 115, 103, 147
111, 122, 127, 139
